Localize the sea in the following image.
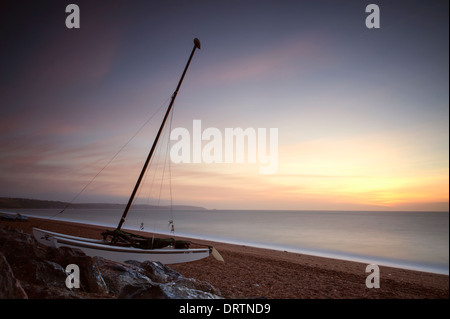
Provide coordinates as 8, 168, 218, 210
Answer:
8, 208, 449, 275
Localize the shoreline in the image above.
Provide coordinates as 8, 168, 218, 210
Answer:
1, 216, 448, 298
4, 210, 448, 276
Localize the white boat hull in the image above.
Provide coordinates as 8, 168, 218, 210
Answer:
32, 228, 210, 264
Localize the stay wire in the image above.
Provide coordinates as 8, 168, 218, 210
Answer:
50, 97, 171, 219
167, 104, 175, 235
139, 112, 168, 231
150, 108, 172, 237
148, 101, 176, 239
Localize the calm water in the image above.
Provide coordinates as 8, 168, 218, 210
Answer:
12, 208, 449, 274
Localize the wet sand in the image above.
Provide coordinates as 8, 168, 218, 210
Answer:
1, 217, 448, 299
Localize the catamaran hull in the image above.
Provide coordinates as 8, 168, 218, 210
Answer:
32, 228, 210, 264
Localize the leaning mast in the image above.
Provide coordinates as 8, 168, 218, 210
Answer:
115, 38, 201, 234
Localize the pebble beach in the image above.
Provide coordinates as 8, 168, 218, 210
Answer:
1, 216, 448, 299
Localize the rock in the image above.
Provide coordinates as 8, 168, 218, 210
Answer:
158, 282, 222, 299
175, 277, 221, 296
114, 260, 222, 299
117, 281, 221, 299
95, 257, 223, 299
48, 247, 109, 294
21, 283, 81, 299
125, 259, 220, 295
0, 252, 28, 299
95, 257, 153, 295
126, 260, 183, 283
0, 227, 109, 298
118, 283, 168, 299
0, 225, 221, 299
35, 260, 67, 286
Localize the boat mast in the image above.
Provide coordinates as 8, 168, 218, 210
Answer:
115, 38, 201, 233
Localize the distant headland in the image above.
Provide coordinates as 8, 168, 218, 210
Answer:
0, 197, 206, 211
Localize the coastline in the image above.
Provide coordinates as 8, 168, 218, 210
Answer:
6, 208, 448, 275
1, 216, 448, 299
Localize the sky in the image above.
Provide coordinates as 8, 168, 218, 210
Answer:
0, 0, 448, 211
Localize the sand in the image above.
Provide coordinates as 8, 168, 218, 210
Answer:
1, 217, 448, 299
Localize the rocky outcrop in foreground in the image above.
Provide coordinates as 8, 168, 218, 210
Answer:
0, 226, 221, 299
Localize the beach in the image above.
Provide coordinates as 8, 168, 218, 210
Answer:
1, 217, 448, 299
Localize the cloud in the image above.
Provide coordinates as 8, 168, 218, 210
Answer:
193, 33, 329, 88
17, 31, 119, 92
0, 128, 132, 200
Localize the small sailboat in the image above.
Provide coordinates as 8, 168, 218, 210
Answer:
33, 38, 222, 264
1, 212, 28, 221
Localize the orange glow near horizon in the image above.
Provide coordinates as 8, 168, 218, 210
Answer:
14, 116, 447, 212
2, 1, 448, 213
132, 131, 448, 211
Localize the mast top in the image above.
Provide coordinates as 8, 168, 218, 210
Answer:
194, 38, 201, 50
114, 38, 201, 234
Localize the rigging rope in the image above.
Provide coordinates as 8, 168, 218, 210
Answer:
149, 105, 174, 237
167, 103, 175, 234
50, 96, 171, 219
139, 110, 167, 232
137, 98, 176, 237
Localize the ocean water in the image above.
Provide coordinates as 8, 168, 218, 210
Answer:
12, 208, 449, 275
